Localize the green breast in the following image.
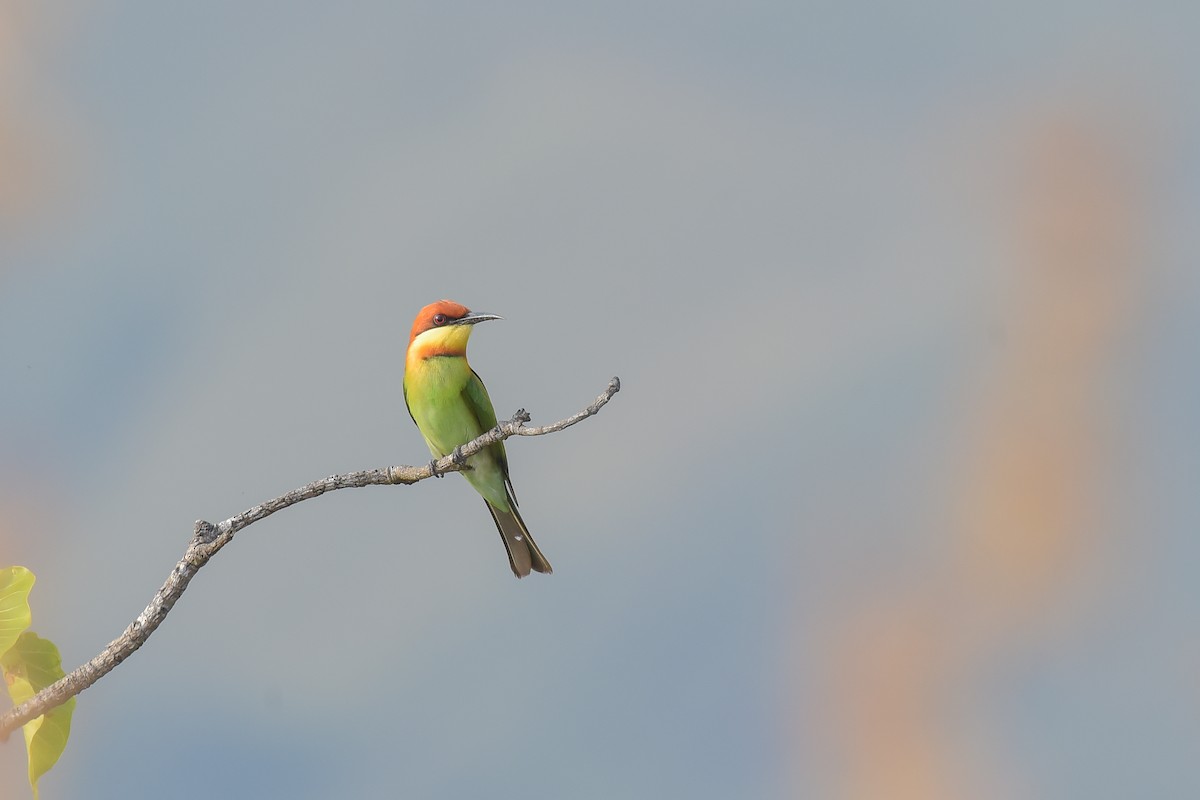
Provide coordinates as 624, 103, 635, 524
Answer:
404, 355, 511, 510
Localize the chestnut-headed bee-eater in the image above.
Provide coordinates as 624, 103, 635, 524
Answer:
403, 300, 552, 577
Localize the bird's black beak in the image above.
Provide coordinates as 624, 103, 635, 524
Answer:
453, 311, 503, 325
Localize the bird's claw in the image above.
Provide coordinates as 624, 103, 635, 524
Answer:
451, 446, 467, 466
428, 459, 444, 478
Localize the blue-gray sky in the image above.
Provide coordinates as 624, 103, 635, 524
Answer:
2, 2, 1199, 798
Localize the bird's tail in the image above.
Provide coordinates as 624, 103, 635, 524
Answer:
485, 498, 552, 578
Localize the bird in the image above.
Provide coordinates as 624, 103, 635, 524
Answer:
403, 299, 552, 577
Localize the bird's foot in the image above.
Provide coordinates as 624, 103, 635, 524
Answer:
428, 459, 444, 478
451, 446, 469, 469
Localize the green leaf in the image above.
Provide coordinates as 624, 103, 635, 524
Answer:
0, 566, 35, 654
2, 632, 75, 799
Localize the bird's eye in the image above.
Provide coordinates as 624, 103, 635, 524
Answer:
432, 313, 448, 325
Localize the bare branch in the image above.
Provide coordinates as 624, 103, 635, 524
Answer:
0, 377, 621, 739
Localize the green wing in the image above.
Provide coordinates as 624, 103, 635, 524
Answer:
463, 369, 515, 498
463, 370, 499, 431
402, 381, 417, 427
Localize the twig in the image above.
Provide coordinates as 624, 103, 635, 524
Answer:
0, 377, 620, 739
